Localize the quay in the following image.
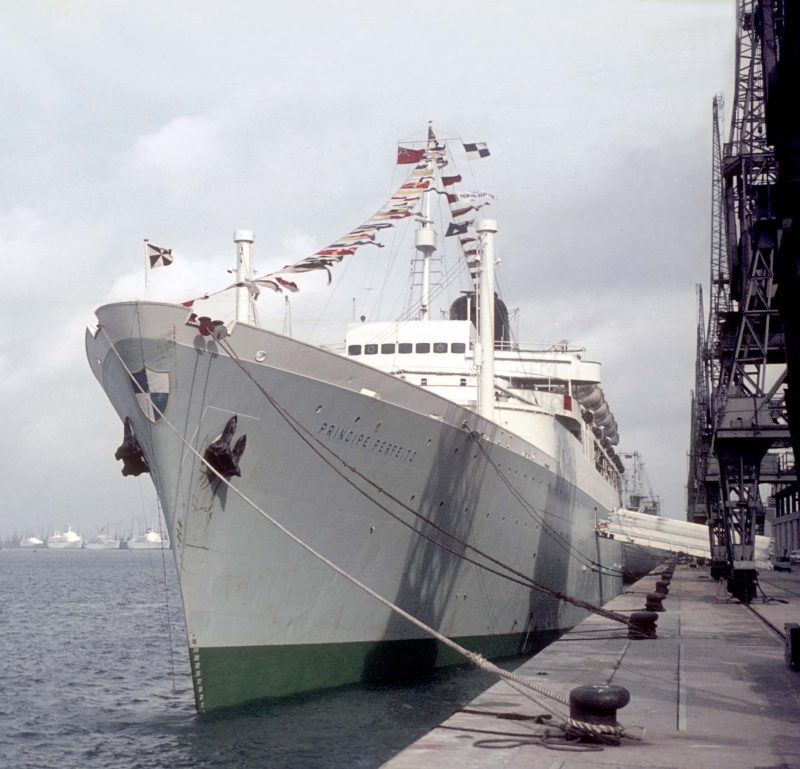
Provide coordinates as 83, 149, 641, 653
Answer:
382, 563, 800, 768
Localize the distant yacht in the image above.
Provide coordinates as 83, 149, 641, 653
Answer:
83, 530, 120, 550
125, 528, 169, 550
46, 527, 83, 549
19, 535, 44, 548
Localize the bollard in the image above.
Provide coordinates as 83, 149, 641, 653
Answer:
628, 610, 658, 639
655, 579, 670, 595
569, 684, 630, 727
645, 592, 666, 612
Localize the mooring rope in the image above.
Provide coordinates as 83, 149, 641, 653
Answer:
97, 322, 634, 739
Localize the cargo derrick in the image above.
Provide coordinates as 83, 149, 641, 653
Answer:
700, 0, 796, 602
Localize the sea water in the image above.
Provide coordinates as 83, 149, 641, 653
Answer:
0, 549, 504, 769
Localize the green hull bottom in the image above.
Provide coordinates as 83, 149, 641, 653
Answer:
190, 630, 562, 712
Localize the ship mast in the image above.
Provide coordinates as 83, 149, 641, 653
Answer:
415, 122, 438, 320
477, 219, 497, 419
234, 229, 255, 324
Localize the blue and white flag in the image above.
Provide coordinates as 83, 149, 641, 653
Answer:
132, 365, 170, 423
146, 243, 173, 268
463, 142, 491, 160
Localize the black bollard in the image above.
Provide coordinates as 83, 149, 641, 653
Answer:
569, 684, 630, 727
628, 610, 658, 639
655, 579, 670, 595
645, 592, 666, 612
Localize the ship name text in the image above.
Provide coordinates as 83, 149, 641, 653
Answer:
317, 422, 417, 463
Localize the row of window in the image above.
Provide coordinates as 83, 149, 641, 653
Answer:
348, 342, 467, 356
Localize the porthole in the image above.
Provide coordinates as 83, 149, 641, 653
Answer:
255, 351, 267, 362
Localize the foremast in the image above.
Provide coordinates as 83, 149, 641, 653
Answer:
416, 123, 438, 321
476, 219, 497, 420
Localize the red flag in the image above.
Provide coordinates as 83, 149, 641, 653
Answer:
397, 147, 425, 165
275, 276, 299, 293
316, 248, 355, 256
442, 175, 462, 187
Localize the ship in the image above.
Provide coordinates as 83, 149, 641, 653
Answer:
83, 530, 121, 549
125, 528, 169, 550
46, 527, 83, 549
85, 125, 632, 713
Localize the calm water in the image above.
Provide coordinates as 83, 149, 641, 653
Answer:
0, 549, 506, 769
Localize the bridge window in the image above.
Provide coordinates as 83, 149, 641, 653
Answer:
348, 345, 362, 355
433, 342, 447, 353
365, 344, 378, 355
398, 343, 412, 354
452, 342, 466, 353
380, 343, 395, 354
416, 343, 430, 353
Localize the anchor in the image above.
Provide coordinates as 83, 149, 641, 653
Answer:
204, 415, 247, 479
114, 416, 150, 476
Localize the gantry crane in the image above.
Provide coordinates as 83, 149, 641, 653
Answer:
690, 0, 798, 602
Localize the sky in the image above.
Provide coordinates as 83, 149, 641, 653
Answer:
0, 0, 736, 538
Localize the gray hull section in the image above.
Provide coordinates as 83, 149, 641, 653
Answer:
86, 302, 625, 703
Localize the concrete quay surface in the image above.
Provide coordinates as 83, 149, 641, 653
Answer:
381, 564, 800, 769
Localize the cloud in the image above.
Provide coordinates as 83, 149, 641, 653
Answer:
119, 115, 224, 181
0, 0, 736, 538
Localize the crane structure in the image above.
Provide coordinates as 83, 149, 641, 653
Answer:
687, 284, 711, 526
688, 0, 799, 602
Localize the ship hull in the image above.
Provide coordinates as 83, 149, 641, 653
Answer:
87, 301, 626, 712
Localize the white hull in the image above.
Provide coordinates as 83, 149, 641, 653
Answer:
46, 540, 83, 549
125, 539, 169, 550
83, 540, 121, 550
86, 301, 626, 711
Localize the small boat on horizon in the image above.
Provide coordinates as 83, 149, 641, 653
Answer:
46, 527, 83, 549
83, 530, 121, 550
124, 528, 169, 550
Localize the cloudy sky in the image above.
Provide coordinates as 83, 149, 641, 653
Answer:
0, 0, 735, 539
